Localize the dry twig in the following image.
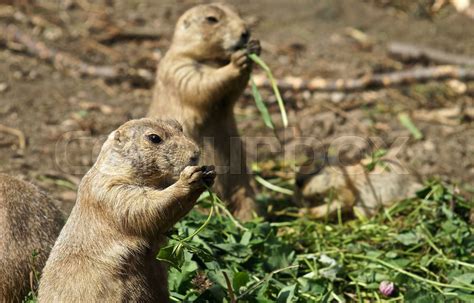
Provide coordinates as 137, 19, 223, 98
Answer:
413, 106, 474, 126
0, 24, 154, 83
388, 42, 474, 66
0, 124, 26, 149
252, 65, 474, 92
94, 26, 163, 44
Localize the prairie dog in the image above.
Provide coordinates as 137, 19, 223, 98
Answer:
0, 174, 63, 303
295, 156, 422, 219
38, 118, 216, 302
148, 3, 261, 221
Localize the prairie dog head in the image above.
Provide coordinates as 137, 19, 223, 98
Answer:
97, 118, 200, 187
171, 3, 250, 61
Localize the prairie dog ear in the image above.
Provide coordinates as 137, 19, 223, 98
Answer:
112, 130, 126, 150
114, 130, 122, 143
183, 18, 191, 29
166, 119, 184, 132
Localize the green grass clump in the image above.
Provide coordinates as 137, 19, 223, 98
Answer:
162, 181, 474, 302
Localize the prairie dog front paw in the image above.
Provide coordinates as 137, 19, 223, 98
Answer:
179, 165, 216, 192
230, 39, 261, 73
230, 49, 249, 71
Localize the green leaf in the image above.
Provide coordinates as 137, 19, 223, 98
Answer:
276, 284, 297, 303
452, 273, 474, 287
432, 184, 445, 201
388, 258, 411, 268
240, 230, 252, 245
249, 53, 288, 127
250, 77, 274, 129
398, 113, 423, 140
457, 292, 474, 302
395, 232, 420, 246
156, 243, 185, 270
233, 271, 250, 293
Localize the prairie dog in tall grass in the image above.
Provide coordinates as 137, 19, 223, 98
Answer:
39, 118, 216, 302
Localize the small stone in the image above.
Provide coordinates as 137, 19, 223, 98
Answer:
0, 82, 8, 93
43, 27, 63, 41
13, 71, 23, 80
423, 140, 435, 151
302, 90, 311, 101
447, 79, 467, 94
330, 92, 345, 103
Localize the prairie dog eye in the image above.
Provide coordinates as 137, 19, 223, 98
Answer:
205, 16, 219, 23
147, 134, 162, 144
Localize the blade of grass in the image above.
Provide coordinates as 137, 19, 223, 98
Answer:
249, 53, 288, 127
237, 265, 299, 299
181, 189, 216, 242
209, 191, 248, 231
254, 175, 294, 196
398, 113, 423, 140
250, 77, 274, 129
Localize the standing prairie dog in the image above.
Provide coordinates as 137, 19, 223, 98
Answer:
148, 3, 260, 221
295, 156, 422, 219
0, 174, 63, 303
38, 118, 216, 302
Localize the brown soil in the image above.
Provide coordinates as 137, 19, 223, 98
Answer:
0, 0, 473, 214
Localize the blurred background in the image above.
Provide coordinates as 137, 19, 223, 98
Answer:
0, 0, 473, 214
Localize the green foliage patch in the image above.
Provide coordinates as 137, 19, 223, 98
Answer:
162, 181, 474, 302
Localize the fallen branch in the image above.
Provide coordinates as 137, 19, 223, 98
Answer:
0, 24, 154, 84
413, 106, 474, 125
388, 42, 474, 66
0, 124, 26, 149
252, 65, 474, 92
95, 26, 163, 44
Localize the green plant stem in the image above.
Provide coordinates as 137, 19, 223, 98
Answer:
420, 225, 446, 258
181, 190, 215, 243
442, 259, 474, 269
248, 53, 288, 127
250, 76, 274, 129
214, 201, 248, 231
255, 175, 293, 195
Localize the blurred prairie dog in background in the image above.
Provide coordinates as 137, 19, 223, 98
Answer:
0, 174, 63, 303
148, 3, 261, 221
39, 119, 216, 302
295, 152, 422, 219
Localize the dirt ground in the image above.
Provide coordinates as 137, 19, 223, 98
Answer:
0, 0, 473, 214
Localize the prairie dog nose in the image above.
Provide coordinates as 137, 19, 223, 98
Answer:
240, 29, 250, 43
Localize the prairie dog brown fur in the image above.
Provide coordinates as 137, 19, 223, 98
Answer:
148, 3, 260, 221
295, 156, 422, 219
38, 118, 216, 303
0, 174, 63, 303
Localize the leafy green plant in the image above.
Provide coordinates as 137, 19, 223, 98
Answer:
160, 180, 474, 302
